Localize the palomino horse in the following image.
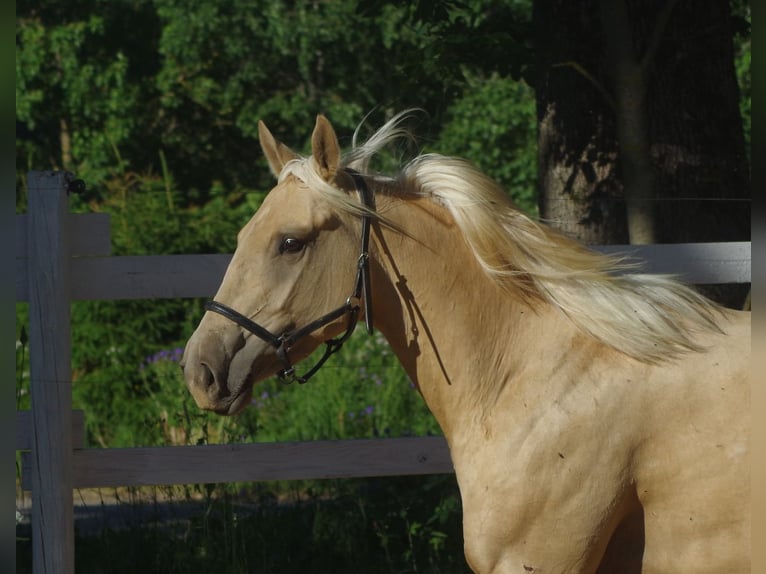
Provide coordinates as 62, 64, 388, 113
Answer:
182, 112, 750, 573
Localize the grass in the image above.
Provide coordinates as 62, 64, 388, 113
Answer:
17, 477, 468, 573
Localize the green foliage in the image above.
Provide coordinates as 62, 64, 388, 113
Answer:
16, 0, 537, 198
434, 73, 537, 214
731, 0, 750, 162
90, 328, 438, 449
238, 330, 441, 443
361, 0, 533, 81
16, 2, 150, 186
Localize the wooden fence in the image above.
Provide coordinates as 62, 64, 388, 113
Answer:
16, 171, 751, 574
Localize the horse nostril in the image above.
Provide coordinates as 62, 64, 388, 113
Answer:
199, 362, 216, 391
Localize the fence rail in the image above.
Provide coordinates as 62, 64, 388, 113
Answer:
16, 171, 751, 574
15, 244, 750, 302
21, 436, 453, 489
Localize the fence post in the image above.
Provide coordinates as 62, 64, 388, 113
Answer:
27, 171, 74, 574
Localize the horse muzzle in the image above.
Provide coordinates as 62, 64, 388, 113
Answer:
181, 327, 270, 416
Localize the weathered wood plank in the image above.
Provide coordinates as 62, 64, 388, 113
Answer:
26, 171, 74, 574
16, 213, 111, 258
21, 437, 454, 489
13, 242, 754, 303
67, 254, 233, 300
17, 254, 231, 301
16, 410, 85, 451
595, 241, 751, 284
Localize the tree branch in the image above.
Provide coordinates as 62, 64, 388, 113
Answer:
552, 60, 616, 110
640, 0, 680, 77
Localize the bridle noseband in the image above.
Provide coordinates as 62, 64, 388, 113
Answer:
204, 170, 374, 384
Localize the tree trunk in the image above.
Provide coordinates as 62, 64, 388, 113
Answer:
640, 0, 749, 245
534, 0, 627, 245
599, 0, 660, 244
534, 0, 750, 307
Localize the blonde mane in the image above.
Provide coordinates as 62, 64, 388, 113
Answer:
280, 111, 723, 364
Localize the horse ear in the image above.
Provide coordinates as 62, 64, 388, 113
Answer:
258, 120, 298, 178
311, 114, 341, 181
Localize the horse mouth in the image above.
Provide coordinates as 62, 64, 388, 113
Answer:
211, 386, 254, 416
185, 359, 263, 416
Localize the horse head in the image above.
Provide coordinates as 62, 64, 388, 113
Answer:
182, 115, 370, 415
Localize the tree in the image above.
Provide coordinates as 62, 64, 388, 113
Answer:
533, 0, 750, 307
15, 1, 152, 189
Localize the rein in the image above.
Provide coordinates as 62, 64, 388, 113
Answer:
204, 170, 374, 384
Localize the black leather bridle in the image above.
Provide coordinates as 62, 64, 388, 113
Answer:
204, 170, 374, 384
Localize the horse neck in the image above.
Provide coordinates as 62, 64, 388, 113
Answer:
368, 194, 569, 435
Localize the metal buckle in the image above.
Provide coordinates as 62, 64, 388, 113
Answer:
277, 366, 297, 384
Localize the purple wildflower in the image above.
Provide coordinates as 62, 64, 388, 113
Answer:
143, 347, 185, 367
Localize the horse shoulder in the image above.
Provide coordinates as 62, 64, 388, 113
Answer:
629, 309, 750, 573
452, 342, 649, 573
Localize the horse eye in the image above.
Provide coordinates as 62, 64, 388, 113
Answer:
279, 237, 306, 254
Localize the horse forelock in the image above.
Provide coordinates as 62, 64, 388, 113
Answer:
276, 109, 416, 218
277, 111, 724, 364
